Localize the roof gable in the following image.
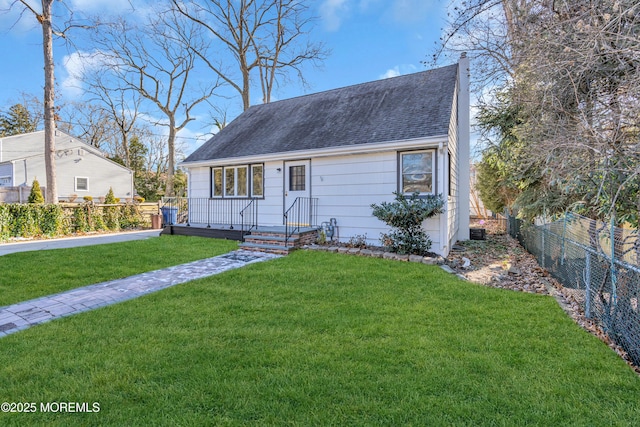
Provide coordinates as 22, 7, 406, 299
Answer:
184, 63, 459, 163
0, 130, 131, 172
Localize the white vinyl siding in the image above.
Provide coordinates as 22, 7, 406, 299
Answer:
0, 131, 133, 200
312, 151, 442, 250
185, 144, 449, 255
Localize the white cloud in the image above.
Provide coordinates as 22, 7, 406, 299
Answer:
59, 50, 110, 98
319, 0, 350, 31
391, 0, 435, 24
380, 67, 401, 79
379, 64, 418, 79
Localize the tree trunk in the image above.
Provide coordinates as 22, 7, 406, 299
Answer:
166, 117, 176, 197
41, 0, 58, 203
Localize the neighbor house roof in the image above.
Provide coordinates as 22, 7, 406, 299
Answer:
184, 63, 459, 163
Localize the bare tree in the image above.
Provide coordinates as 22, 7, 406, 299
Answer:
57, 101, 114, 149
172, 0, 327, 110
80, 68, 146, 167
89, 8, 220, 196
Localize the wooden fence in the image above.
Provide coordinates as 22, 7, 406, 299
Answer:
0, 186, 39, 203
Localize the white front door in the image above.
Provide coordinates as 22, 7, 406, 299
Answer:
284, 160, 311, 225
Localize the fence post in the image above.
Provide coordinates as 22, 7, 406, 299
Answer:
610, 217, 617, 308
541, 227, 545, 269
561, 215, 567, 266
585, 251, 592, 319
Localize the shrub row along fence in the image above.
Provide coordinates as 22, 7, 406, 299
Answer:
0, 203, 154, 242
507, 213, 640, 366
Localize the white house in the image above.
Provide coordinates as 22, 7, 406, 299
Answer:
179, 57, 470, 256
0, 130, 134, 201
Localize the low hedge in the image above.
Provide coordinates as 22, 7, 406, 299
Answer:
0, 203, 145, 242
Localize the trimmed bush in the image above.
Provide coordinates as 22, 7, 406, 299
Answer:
38, 204, 64, 236
0, 198, 145, 241
371, 192, 445, 255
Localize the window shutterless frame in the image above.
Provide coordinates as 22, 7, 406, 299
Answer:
251, 164, 264, 197
398, 149, 436, 195
75, 176, 89, 192
211, 163, 264, 199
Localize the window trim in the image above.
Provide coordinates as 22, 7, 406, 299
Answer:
0, 176, 11, 187
75, 176, 89, 192
251, 164, 264, 198
288, 165, 306, 192
210, 163, 264, 199
224, 165, 249, 197
211, 167, 223, 198
398, 149, 436, 196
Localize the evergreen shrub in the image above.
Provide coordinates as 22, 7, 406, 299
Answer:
371, 192, 444, 255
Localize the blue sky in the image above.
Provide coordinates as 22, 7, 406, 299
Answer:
0, 0, 449, 155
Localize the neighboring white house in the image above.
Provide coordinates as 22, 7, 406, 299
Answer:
0, 130, 134, 201
180, 56, 470, 257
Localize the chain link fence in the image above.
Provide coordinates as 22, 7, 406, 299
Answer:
507, 213, 640, 366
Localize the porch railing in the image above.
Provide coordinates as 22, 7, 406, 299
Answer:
284, 197, 318, 246
161, 197, 259, 233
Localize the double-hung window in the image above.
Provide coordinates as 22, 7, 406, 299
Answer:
399, 150, 435, 195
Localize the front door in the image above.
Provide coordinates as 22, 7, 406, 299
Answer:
284, 160, 311, 225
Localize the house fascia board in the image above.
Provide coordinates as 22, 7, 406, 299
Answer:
180, 134, 449, 168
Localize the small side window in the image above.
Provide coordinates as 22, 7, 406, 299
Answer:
75, 177, 89, 192
399, 150, 434, 195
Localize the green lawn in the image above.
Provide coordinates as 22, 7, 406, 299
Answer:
0, 235, 238, 306
1, 248, 639, 425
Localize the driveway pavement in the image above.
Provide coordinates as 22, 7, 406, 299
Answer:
0, 229, 162, 256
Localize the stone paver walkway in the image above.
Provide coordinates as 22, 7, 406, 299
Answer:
0, 250, 280, 338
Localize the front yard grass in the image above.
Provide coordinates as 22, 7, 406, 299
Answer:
0, 235, 238, 307
1, 249, 639, 425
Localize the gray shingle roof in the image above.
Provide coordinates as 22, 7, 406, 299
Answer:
184, 63, 458, 163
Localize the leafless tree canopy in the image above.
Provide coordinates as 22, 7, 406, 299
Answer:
88, 7, 221, 197
172, 0, 328, 110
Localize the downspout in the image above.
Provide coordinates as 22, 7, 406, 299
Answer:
457, 52, 471, 241
186, 170, 191, 199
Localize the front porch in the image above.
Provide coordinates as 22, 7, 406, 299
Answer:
159, 197, 319, 254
